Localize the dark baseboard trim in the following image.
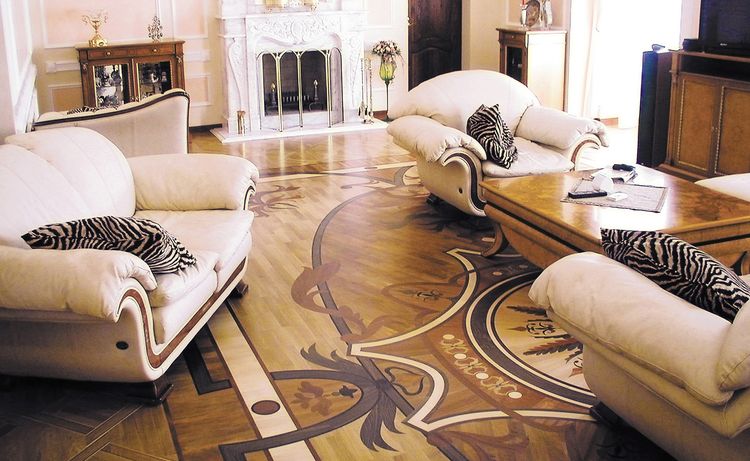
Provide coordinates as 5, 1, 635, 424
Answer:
189, 124, 222, 132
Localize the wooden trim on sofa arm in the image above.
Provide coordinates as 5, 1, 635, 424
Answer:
123, 258, 246, 370
570, 137, 603, 167
441, 151, 485, 212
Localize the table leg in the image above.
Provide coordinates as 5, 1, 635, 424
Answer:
482, 221, 509, 257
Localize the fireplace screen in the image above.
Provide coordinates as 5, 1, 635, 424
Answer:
258, 48, 344, 131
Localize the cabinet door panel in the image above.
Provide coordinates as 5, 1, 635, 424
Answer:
673, 76, 718, 176
717, 85, 750, 175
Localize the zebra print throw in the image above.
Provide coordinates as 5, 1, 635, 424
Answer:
601, 228, 750, 322
23, 216, 196, 274
466, 104, 518, 169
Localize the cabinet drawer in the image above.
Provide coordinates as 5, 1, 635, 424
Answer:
86, 48, 132, 59
133, 44, 177, 56
501, 32, 525, 46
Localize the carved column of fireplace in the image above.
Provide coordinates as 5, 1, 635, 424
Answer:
217, 1, 365, 138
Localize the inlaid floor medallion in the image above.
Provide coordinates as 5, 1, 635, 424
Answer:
0, 160, 673, 460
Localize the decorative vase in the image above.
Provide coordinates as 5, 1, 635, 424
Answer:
379, 56, 396, 120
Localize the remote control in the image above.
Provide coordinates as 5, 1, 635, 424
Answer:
612, 163, 635, 172
568, 190, 608, 199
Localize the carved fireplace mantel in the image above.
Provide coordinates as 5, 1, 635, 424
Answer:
214, 1, 371, 141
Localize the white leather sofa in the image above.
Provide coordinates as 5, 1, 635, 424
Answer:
32, 88, 189, 157
530, 252, 750, 461
387, 70, 609, 216
0, 127, 258, 401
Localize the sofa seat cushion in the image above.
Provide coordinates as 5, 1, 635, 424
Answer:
482, 138, 573, 178
149, 250, 218, 308
529, 252, 733, 406
135, 210, 253, 274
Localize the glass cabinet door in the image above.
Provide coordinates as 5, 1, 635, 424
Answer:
136, 60, 173, 99
94, 63, 130, 107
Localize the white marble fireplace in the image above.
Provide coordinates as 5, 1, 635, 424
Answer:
215, 0, 376, 142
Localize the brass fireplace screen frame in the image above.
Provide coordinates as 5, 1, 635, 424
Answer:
257, 47, 344, 132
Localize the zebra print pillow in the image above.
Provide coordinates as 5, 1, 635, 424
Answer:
466, 104, 518, 169
22, 216, 196, 274
601, 228, 750, 322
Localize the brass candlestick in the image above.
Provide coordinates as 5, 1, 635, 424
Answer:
82, 10, 109, 48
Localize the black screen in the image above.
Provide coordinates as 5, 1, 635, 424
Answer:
700, 0, 750, 54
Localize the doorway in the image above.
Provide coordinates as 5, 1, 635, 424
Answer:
567, 0, 683, 127
407, 0, 462, 89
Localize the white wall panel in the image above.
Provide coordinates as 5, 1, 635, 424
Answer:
363, 0, 407, 111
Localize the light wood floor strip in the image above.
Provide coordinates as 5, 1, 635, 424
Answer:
209, 306, 316, 461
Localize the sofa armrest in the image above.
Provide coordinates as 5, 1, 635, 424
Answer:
529, 252, 733, 406
129, 154, 260, 211
515, 106, 609, 150
33, 89, 189, 157
697, 173, 750, 203
387, 115, 488, 162
0, 246, 156, 321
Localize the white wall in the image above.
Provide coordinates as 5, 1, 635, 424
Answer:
363, 0, 408, 111
29, 0, 219, 126
0, 0, 37, 138
462, 0, 504, 70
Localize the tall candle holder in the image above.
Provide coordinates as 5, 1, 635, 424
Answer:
81, 10, 109, 48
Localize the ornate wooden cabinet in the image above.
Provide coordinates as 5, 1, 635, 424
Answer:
662, 51, 750, 180
77, 40, 185, 107
496, 27, 566, 110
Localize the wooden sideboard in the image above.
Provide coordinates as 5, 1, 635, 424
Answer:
661, 51, 750, 180
496, 27, 566, 110
77, 40, 185, 108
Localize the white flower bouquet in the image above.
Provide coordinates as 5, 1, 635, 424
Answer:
372, 40, 402, 60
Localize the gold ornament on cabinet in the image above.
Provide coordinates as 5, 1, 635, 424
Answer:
82, 10, 109, 47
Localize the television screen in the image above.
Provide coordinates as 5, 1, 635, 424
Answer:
700, 0, 750, 55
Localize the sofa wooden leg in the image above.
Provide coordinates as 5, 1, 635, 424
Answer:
231, 280, 249, 298
482, 221, 509, 257
119, 376, 174, 406
589, 401, 625, 429
426, 193, 442, 206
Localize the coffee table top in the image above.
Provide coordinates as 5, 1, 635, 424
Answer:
480, 167, 750, 250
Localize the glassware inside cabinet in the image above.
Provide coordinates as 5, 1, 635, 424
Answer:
94, 63, 130, 107
136, 61, 173, 99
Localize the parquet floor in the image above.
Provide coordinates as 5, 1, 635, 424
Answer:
0, 126, 672, 461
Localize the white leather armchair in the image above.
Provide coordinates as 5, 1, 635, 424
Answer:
0, 127, 258, 402
530, 252, 750, 461
387, 70, 609, 216
32, 88, 189, 157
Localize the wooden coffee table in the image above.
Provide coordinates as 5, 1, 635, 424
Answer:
480, 167, 750, 272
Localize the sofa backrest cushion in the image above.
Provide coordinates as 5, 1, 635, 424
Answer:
0, 144, 91, 248
33, 89, 189, 157
5, 127, 136, 218
388, 70, 539, 133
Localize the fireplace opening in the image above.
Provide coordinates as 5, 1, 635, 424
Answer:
257, 48, 344, 131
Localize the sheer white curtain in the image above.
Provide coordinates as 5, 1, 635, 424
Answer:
568, 0, 682, 127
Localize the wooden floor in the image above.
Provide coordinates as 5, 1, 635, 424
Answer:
0, 127, 673, 461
